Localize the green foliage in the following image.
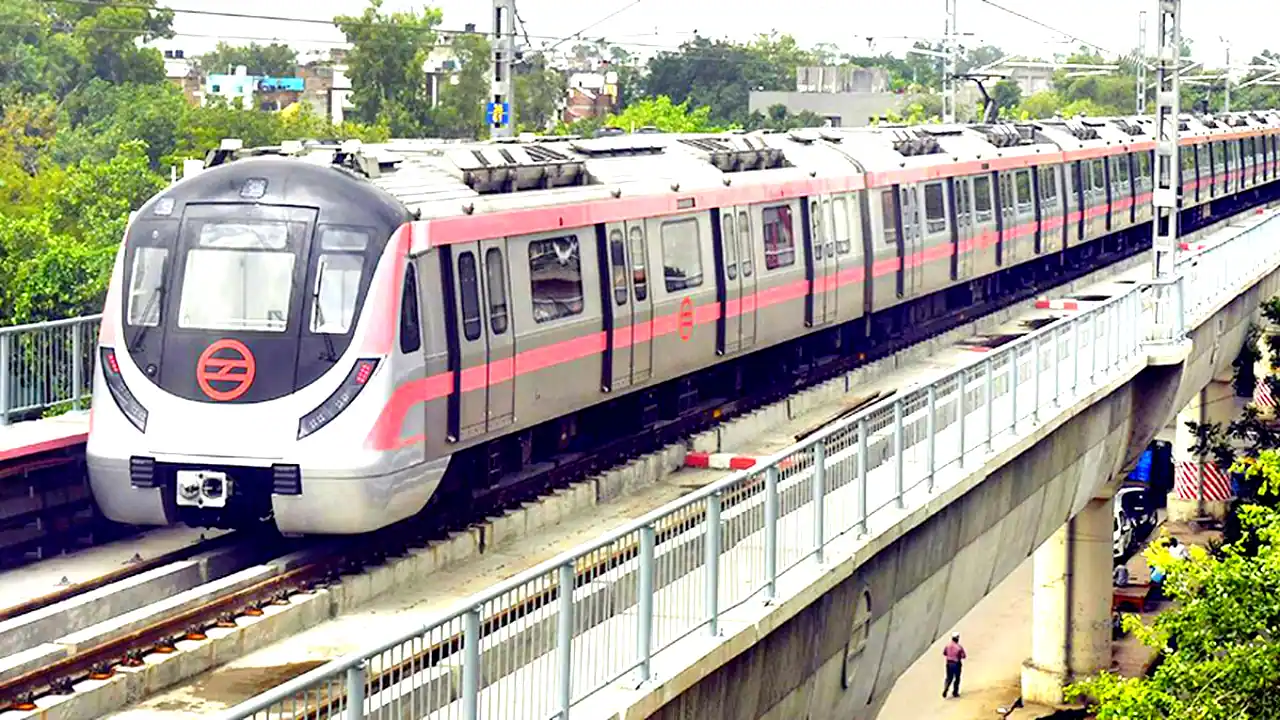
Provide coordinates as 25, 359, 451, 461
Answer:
1067, 499, 1280, 718
514, 56, 567, 133
196, 42, 298, 77
556, 96, 724, 137
335, 0, 442, 136
434, 31, 491, 140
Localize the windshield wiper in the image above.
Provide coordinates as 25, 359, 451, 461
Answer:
128, 258, 168, 353
311, 271, 339, 363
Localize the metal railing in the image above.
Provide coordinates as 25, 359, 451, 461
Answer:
0, 315, 101, 425
213, 216, 1280, 720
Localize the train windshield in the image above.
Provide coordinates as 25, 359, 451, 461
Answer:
177, 220, 301, 333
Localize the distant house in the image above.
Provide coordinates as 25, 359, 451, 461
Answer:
161, 49, 203, 106
205, 67, 304, 111
564, 71, 617, 123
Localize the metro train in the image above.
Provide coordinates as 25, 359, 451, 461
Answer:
86, 110, 1280, 535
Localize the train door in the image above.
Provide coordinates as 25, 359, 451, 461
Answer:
998, 172, 1017, 266
806, 197, 838, 326
605, 221, 654, 386
717, 211, 744, 353
450, 244, 488, 440
479, 241, 514, 431
953, 176, 974, 279
734, 207, 758, 350
899, 185, 923, 295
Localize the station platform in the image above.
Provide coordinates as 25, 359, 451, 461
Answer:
0, 411, 90, 465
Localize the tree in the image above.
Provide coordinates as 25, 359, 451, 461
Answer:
1067, 449, 1280, 719
434, 31, 491, 139
747, 103, 826, 131
515, 56, 565, 132
335, 0, 441, 136
197, 42, 298, 77
644, 34, 817, 127
992, 79, 1023, 117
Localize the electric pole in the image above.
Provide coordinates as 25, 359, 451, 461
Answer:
1152, 0, 1181, 283
490, 0, 516, 138
943, 0, 958, 123
1223, 40, 1231, 111
1136, 11, 1148, 114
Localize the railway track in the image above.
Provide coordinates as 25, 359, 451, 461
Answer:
0, 198, 1259, 714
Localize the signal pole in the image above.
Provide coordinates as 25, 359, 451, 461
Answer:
490, 0, 516, 138
1136, 11, 1148, 114
1152, 0, 1181, 282
943, 0, 958, 123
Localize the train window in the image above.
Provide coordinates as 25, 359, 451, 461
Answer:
320, 227, 369, 252
832, 197, 852, 255
737, 211, 754, 277
1039, 167, 1058, 205
399, 265, 421, 353
973, 176, 993, 222
879, 190, 899, 245
1014, 170, 1033, 214
1181, 150, 1196, 174
485, 248, 509, 335
179, 220, 298, 333
127, 247, 168, 327
1116, 155, 1130, 185
529, 235, 585, 323
610, 229, 629, 305
810, 201, 824, 259
661, 218, 704, 291
763, 204, 797, 269
1138, 151, 1151, 181
629, 227, 648, 301
310, 253, 364, 334
923, 183, 946, 234
457, 251, 482, 341
1090, 159, 1106, 192
1197, 145, 1209, 175
722, 215, 738, 281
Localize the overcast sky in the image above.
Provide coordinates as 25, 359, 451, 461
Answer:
163, 0, 1273, 72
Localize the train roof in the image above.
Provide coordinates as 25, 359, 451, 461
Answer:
201, 110, 1280, 224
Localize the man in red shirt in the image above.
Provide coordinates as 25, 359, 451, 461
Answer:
943, 632, 966, 698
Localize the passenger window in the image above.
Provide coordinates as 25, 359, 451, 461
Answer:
1039, 167, 1058, 205
763, 204, 797, 268
629, 226, 647, 301
1091, 159, 1106, 192
529, 235, 585, 323
457, 251, 482, 341
660, 218, 704, 291
1116, 155, 1130, 184
485, 248, 508, 335
973, 176, 993, 221
610, 229, 628, 305
127, 246, 168, 327
737, 211, 753, 277
879, 190, 899, 245
722, 215, 737, 280
1138, 152, 1151, 180
1014, 170, 1032, 213
399, 265, 421, 353
832, 197, 852, 255
923, 182, 945, 233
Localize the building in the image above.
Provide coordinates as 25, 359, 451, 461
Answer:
205, 67, 304, 111
300, 62, 354, 125
161, 49, 203, 106
795, 66, 891, 94
563, 71, 617, 123
1003, 65, 1055, 97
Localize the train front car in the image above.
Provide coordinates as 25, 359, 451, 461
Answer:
87, 153, 439, 535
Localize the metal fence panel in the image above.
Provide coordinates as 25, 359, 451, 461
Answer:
0, 315, 102, 425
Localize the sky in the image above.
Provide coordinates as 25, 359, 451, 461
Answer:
159, 0, 1276, 73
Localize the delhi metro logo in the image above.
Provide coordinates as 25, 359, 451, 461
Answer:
196, 339, 256, 402
678, 297, 695, 342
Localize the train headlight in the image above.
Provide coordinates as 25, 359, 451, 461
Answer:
297, 358, 380, 440
100, 348, 148, 433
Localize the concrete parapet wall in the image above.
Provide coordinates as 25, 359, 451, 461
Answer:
621, 252, 1280, 720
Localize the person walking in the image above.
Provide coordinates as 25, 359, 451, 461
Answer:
943, 632, 966, 698
1168, 537, 1190, 561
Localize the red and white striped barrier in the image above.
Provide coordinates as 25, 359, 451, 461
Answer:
684, 451, 760, 470
1255, 376, 1276, 409
1173, 460, 1233, 502
1178, 241, 1207, 252
1034, 298, 1080, 311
